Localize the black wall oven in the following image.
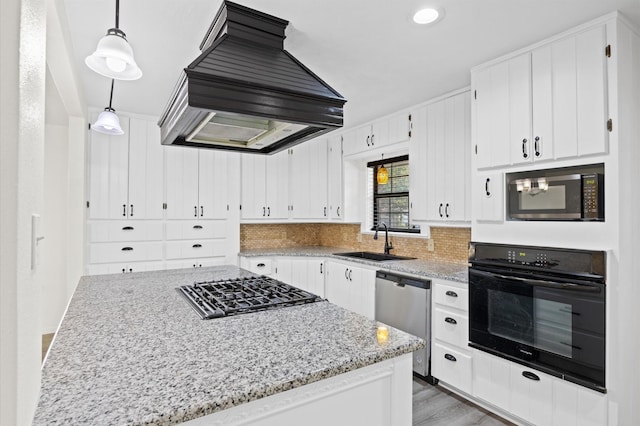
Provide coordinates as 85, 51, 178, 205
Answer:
469, 242, 606, 392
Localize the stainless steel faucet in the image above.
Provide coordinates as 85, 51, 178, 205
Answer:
373, 222, 394, 255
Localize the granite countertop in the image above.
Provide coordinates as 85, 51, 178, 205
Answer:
33, 266, 424, 425
239, 246, 469, 283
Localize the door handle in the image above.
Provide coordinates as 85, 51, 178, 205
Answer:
122, 204, 126, 217
320, 263, 323, 274
348, 269, 353, 281
200, 206, 203, 217
345, 268, 349, 280
445, 203, 450, 218
263, 207, 266, 217
257, 263, 265, 268
121, 247, 133, 251
337, 206, 340, 217
122, 226, 134, 231
366, 135, 370, 146
267, 207, 271, 217
522, 138, 529, 159
534, 136, 541, 157
485, 178, 491, 197
444, 353, 457, 362
194, 206, 198, 217
371, 134, 375, 145
130, 204, 133, 217
192, 244, 202, 248
445, 290, 458, 298
324, 206, 327, 217
439, 203, 443, 217
193, 225, 203, 229
444, 317, 457, 325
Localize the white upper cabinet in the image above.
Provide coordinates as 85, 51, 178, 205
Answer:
327, 134, 344, 220
165, 147, 229, 220
410, 91, 471, 223
342, 112, 411, 157
290, 138, 329, 220
88, 116, 164, 220
241, 150, 289, 220
473, 24, 608, 169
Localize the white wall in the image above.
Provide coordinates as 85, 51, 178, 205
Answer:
0, 0, 47, 425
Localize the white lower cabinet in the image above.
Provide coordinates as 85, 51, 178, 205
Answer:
431, 279, 472, 395
86, 261, 165, 275
472, 348, 608, 425
165, 258, 225, 270
325, 260, 375, 320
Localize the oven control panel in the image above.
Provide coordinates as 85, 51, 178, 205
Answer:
506, 249, 548, 267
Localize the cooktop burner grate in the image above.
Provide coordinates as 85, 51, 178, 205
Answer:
176, 276, 322, 319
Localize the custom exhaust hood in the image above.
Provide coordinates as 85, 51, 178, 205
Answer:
158, 1, 346, 154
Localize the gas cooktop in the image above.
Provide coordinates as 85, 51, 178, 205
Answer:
176, 276, 322, 319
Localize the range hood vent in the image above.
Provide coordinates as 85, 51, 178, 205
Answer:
158, 1, 346, 154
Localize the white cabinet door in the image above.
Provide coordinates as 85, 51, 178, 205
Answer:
508, 53, 534, 165
290, 143, 311, 219
165, 146, 199, 219
127, 118, 164, 219
265, 150, 289, 219
432, 343, 472, 394
88, 115, 130, 219
370, 119, 389, 148
241, 154, 267, 219
531, 44, 554, 162
308, 139, 328, 219
425, 100, 446, 221
409, 105, 427, 223
475, 172, 504, 222
352, 265, 376, 320
326, 261, 350, 309
306, 259, 326, 298
274, 257, 293, 284
509, 364, 553, 426
198, 150, 228, 219
388, 111, 411, 145
472, 349, 511, 410
327, 135, 343, 220
551, 378, 608, 426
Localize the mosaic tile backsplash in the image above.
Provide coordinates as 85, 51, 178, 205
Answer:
240, 223, 471, 265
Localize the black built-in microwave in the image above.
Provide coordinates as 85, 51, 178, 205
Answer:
507, 166, 604, 221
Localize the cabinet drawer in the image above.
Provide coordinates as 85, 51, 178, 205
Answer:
89, 242, 163, 264
165, 239, 226, 260
86, 261, 165, 275
166, 257, 227, 270
89, 221, 163, 242
432, 342, 472, 394
165, 220, 227, 240
433, 282, 469, 312
509, 363, 553, 425
245, 258, 273, 275
433, 308, 469, 348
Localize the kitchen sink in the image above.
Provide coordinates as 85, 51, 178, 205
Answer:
333, 251, 416, 262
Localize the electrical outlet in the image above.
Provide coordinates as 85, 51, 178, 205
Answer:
281, 231, 287, 239
356, 233, 362, 243
427, 239, 435, 252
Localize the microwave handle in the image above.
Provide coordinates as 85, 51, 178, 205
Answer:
471, 269, 602, 293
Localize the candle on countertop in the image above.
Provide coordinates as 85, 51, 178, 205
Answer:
377, 325, 389, 343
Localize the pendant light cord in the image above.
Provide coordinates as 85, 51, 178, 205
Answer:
115, 0, 120, 29
108, 79, 115, 111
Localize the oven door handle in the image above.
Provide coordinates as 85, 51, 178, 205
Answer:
471, 269, 602, 293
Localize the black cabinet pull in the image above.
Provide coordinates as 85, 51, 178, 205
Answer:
522, 371, 540, 381
193, 225, 203, 229
256, 263, 265, 268
122, 226, 134, 231
444, 353, 457, 362
320, 263, 323, 274
439, 203, 443, 217
534, 136, 541, 157
122, 268, 126, 273
371, 134, 375, 145
485, 178, 491, 196
121, 247, 133, 251
130, 204, 133, 217
444, 317, 457, 325
345, 268, 349, 280
122, 204, 126, 217
194, 206, 197, 217
522, 138, 528, 158
192, 244, 202, 248
324, 207, 327, 217
348, 269, 353, 281
445, 290, 458, 298
366, 135, 370, 146
337, 206, 340, 217
200, 206, 204, 217
263, 206, 266, 217
445, 203, 450, 218
128, 268, 132, 273
267, 206, 270, 217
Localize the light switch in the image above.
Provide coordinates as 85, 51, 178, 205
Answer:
427, 239, 435, 252
31, 213, 44, 270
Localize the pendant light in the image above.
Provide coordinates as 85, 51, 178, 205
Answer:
92, 80, 124, 135
85, 0, 142, 80
377, 164, 389, 185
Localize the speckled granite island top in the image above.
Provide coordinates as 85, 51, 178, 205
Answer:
239, 246, 469, 283
33, 266, 424, 425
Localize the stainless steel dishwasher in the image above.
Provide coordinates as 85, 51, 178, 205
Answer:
375, 270, 434, 381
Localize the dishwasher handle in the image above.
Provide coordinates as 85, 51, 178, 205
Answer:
375, 270, 430, 289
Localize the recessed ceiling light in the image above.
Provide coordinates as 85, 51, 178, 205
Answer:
413, 8, 440, 25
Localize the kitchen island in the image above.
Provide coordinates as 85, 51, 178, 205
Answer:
33, 266, 424, 425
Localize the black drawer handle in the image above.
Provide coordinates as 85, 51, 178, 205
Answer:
444, 353, 457, 362
444, 317, 457, 325
256, 263, 266, 268
121, 247, 133, 251
122, 226, 134, 231
522, 371, 540, 381
193, 225, 203, 229
445, 290, 458, 298
192, 244, 202, 248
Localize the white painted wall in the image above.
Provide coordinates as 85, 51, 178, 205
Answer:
0, 1, 47, 425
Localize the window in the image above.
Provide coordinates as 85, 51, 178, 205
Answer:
368, 155, 417, 233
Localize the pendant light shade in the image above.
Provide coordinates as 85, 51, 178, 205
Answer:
92, 80, 124, 135
377, 165, 389, 184
85, 0, 142, 80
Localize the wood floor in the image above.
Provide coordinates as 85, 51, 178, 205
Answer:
413, 376, 514, 426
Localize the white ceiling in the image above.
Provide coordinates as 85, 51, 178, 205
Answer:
63, 0, 640, 129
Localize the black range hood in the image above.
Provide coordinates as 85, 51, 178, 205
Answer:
158, 1, 346, 154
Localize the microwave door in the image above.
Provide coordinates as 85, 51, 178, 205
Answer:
509, 174, 583, 219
